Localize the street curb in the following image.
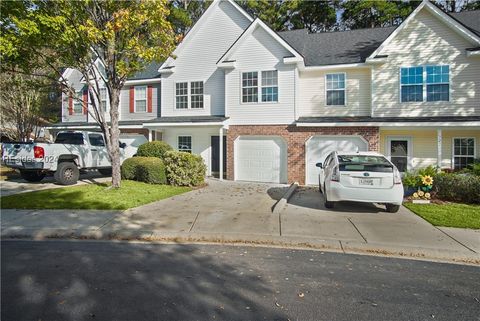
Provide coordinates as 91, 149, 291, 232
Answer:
272, 182, 298, 213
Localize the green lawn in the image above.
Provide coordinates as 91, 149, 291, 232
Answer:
1, 180, 191, 210
404, 202, 480, 229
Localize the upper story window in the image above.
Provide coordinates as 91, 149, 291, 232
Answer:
242, 72, 258, 103
175, 81, 204, 109
178, 135, 192, 153
242, 70, 279, 103
326, 73, 345, 106
400, 65, 450, 103
176, 82, 188, 109
73, 91, 83, 114
100, 87, 109, 111
453, 138, 475, 170
426, 65, 449, 102
135, 86, 147, 112
190, 81, 204, 109
261, 71, 278, 102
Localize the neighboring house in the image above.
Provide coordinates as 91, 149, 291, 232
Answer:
48, 0, 480, 185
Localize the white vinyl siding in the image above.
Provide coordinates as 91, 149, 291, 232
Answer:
225, 26, 296, 125
298, 68, 371, 117
119, 84, 159, 120
161, 1, 251, 117
372, 8, 480, 117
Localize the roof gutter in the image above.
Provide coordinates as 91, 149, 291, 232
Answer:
124, 78, 162, 85
299, 63, 370, 72
296, 121, 480, 127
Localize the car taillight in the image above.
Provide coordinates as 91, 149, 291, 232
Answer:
331, 165, 340, 182
393, 167, 402, 184
34, 146, 44, 159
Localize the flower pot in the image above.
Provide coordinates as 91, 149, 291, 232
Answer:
404, 186, 416, 197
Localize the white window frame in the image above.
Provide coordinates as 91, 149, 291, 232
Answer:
99, 87, 109, 112
178, 135, 192, 153
241, 70, 279, 104
175, 81, 204, 109
73, 90, 83, 114
325, 72, 347, 106
452, 137, 476, 170
190, 81, 204, 109
399, 65, 451, 103
385, 136, 413, 172
134, 85, 147, 113
426, 65, 450, 102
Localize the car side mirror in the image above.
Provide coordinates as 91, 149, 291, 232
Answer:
119, 142, 127, 149
315, 162, 323, 168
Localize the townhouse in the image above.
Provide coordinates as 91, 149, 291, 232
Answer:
51, 0, 480, 185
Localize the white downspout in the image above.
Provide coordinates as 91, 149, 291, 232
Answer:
219, 127, 224, 180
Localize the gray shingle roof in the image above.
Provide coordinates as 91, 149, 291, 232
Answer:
449, 10, 480, 36
297, 116, 480, 124
127, 61, 163, 80
278, 27, 397, 66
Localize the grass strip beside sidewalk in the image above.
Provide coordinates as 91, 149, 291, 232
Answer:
404, 202, 480, 229
1, 180, 191, 210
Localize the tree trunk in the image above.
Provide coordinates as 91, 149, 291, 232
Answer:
108, 88, 121, 188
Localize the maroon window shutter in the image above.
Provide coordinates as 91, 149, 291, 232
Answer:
129, 86, 135, 113
83, 88, 88, 115
147, 85, 153, 113
68, 94, 73, 115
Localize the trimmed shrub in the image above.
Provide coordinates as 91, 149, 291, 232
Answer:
137, 141, 173, 159
434, 173, 480, 204
121, 157, 138, 180
121, 156, 167, 184
163, 150, 206, 186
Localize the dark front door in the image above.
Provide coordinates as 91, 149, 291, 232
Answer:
211, 136, 227, 178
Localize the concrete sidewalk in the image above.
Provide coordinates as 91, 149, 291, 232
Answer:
1, 180, 479, 265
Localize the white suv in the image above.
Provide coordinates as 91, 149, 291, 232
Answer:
317, 151, 404, 213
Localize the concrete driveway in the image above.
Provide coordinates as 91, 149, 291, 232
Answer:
0, 171, 110, 197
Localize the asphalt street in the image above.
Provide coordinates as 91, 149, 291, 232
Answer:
2, 240, 479, 321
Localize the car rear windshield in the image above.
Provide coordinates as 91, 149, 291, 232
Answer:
337, 155, 393, 172
55, 132, 84, 145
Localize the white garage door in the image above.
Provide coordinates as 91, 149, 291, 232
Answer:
305, 136, 368, 185
235, 136, 287, 183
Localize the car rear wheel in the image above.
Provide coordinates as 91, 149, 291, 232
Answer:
324, 184, 335, 209
54, 162, 80, 185
386, 204, 400, 213
20, 170, 46, 182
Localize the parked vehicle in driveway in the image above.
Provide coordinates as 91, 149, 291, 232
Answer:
1, 131, 147, 185
316, 151, 404, 213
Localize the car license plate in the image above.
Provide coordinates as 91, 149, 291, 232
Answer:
359, 178, 374, 186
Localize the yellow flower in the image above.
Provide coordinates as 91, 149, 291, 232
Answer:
422, 175, 434, 186
425, 192, 431, 199
418, 190, 425, 197
413, 192, 419, 198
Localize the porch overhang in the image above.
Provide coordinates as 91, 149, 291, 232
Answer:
44, 120, 144, 130
142, 116, 228, 128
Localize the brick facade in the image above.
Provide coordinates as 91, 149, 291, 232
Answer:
226, 125, 379, 185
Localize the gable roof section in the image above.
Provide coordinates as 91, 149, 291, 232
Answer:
128, 61, 162, 80
278, 27, 396, 66
159, 0, 253, 71
368, 1, 480, 59
217, 18, 304, 66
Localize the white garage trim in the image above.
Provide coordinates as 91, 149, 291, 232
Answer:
305, 135, 369, 186
234, 135, 288, 183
